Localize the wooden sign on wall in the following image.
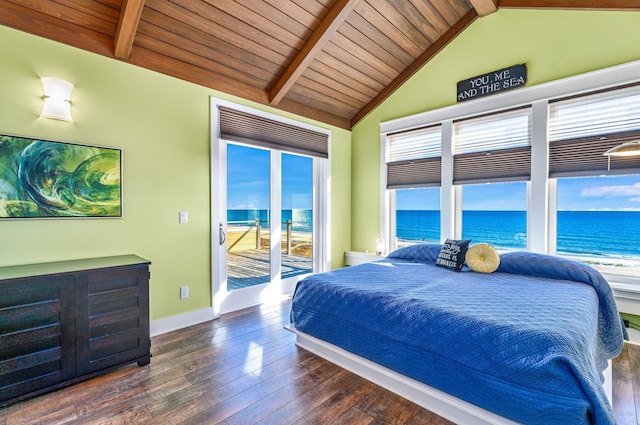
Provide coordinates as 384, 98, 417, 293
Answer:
457, 64, 527, 102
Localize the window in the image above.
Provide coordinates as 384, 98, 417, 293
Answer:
461, 182, 527, 249
396, 187, 440, 247
454, 108, 531, 250
549, 85, 640, 271
556, 176, 640, 260
380, 62, 640, 278
385, 126, 442, 249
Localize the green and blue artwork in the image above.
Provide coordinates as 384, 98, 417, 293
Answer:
0, 134, 122, 218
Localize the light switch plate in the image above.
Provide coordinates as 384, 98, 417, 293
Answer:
179, 211, 188, 224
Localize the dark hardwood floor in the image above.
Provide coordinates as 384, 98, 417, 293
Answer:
1, 298, 640, 425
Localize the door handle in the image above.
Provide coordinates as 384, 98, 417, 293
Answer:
219, 222, 226, 246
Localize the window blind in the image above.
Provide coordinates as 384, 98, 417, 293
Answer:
549, 85, 640, 177
453, 108, 532, 184
386, 126, 441, 189
218, 106, 329, 158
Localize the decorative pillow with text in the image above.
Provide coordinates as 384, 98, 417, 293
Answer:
435, 239, 471, 272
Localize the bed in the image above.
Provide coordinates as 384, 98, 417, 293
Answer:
288, 243, 625, 425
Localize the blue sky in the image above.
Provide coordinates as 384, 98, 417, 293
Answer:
558, 176, 640, 211
397, 175, 640, 211
227, 144, 312, 210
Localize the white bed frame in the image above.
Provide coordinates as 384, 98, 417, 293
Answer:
285, 324, 613, 425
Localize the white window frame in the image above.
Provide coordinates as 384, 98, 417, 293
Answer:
380, 60, 640, 262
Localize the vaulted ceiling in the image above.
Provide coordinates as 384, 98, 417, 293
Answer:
0, 0, 636, 129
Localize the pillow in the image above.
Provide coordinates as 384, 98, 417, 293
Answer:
435, 239, 471, 272
387, 243, 442, 264
466, 243, 500, 273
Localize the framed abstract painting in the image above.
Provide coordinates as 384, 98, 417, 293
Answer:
0, 134, 122, 218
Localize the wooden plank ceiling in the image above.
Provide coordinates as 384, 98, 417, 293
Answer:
0, 0, 636, 129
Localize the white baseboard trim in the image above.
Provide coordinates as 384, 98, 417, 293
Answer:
150, 307, 216, 337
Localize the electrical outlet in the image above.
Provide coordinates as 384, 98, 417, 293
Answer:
180, 286, 189, 299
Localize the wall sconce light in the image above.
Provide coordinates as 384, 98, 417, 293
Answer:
41, 77, 73, 122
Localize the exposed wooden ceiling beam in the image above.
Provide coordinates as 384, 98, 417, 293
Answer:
350, 10, 479, 128
498, 0, 640, 9
269, 0, 357, 105
469, 0, 498, 16
114, 0, 145, 59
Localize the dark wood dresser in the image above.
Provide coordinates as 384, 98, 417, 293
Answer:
0, 255, 151, 406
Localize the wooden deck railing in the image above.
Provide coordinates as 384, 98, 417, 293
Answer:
227, 219, 301, 255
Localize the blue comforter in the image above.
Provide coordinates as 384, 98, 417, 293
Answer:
290, 244, 624, 425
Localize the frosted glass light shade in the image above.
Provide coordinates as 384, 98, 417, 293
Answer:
41, 77, 73, 121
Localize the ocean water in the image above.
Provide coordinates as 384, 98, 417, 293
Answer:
397, 210, 640, 257
228, 209, 640, 257
227, 209, 312, 233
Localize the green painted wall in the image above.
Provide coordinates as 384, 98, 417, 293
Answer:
351, 9, 640, 252
0, 25, 351, 320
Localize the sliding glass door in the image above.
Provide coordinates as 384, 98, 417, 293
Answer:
218, 143, 318, 312
211, 98, 330, 315
224, 147, 314, 290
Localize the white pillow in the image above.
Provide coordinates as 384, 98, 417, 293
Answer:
465, 243, 500, 273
